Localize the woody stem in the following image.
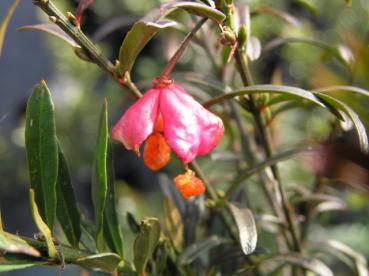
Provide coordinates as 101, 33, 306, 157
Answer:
159, 18, 208, 80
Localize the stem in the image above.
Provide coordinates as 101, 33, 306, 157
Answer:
33, 0, 142, 99
234, 45, 302, 252
159, 18, 208, 80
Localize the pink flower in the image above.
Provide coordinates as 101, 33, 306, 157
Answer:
112, 80, 224, 166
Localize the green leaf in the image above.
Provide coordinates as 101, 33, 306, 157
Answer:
56, 144, 81, 248
126, 212, 140, 234
118, 20, 176, 74
92, 99, 109, 251
203, 85, 325, 108
178, 236, 230, 265
315, 85, 369, 99
265, 254, 334, 276
0, 230, 40, 257
25, 80, 58, 229
315, 93, 368, 153
29, 189, 57, 259
293, 0, 318, 15
171, 2, 225, 23
0, 260, 45, 272
228, 203, 257, 255
0, 0, 19, 58
76, 252, 121, 273
103, 139, 124, 257
311, 240, 367, 276
256, 6, 300, 27
17, 24, 77, 47
133, 218, 161, 274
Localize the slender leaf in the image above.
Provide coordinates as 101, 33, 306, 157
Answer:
0, 0, 19, 58
203, 85, 325, 108
133, 218, 161, 274
315, 92, 368, 153
25, 80, 58, 229
178, 236, 231, 265
311, 240, 367, 276
92, 99, 109, 251
171, 2, 225, 23
0, 260, 44, 272
265, 254, 334, 276
103, 139, 124, 257
17, 24, 77, 47
56, 144, 81, 248
0, 231, 40, 257
126, 212, 140, 234
118, 20, 176, 74
228, 203, 257, 255
315, 85, 369, 99
76, 252, 121, 273
29, 189, 57, 259
293, 0, 318, 15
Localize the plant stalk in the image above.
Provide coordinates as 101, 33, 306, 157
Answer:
33, 0, 142, 99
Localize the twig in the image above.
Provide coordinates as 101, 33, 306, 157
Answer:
32, 0, 142, 99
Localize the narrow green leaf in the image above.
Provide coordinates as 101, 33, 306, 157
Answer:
29, 189, 57, 259
0, 231, 40, 257
228, 203, 257, 255
133, 218, 161, 274
103, 139, 124, 257
17, 24, 77, 47
118, 20, 176, 74
315, 93, 368, 153
265, 254, 334, 276
126, 212, 140, 234
178, 236, 230, 265
0, 0, 20, 58
56, 144, 81, 248
172, 2, 225, 23
311, 240, 367, 276
293, 0, 318, 15
315, 85, 369, 99
203, 85, 325, 108
76, 252, 121, 273
0, 260, 44, 272
92, 99, 109, 251
25, 80, 58, 229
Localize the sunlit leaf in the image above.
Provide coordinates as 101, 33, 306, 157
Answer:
92, 99, 109, 251
29, 189, 57, 259
25, 80, 58, 229
76, 0, 95, 26
0, 260, 45, 272
103, 140, 124, 257
0, 230, 40, 257
0, 0, 19, 58
133, 218, 161, 274
228, 203, 257, 255
171, 2, 225, 23
17, 24, 77, 47
76, 252, 121, 273
315, 93, 368, 153
178, 236, 230, 265
118, 20, 176, 74
56, 144, 81, 248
